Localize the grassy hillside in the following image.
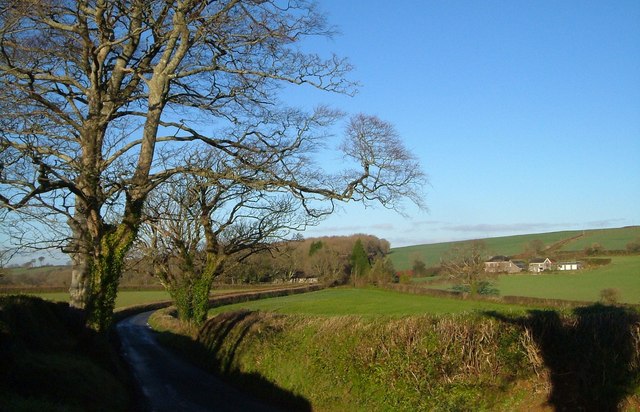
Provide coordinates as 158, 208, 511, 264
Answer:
390, 226, 640, 271
560, 226, 640, 251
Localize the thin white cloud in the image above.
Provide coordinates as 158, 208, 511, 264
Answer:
307, 225, 366, 233
443, 223, 574, 233
584, 218, 628, 228
441, 219, 634, 234
308, 222, 395, 234
306, 218, 636, 248
371, 223, 395, 231
410, 220, 444, 227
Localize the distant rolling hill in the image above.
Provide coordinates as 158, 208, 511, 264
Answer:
389, 226, 640, 271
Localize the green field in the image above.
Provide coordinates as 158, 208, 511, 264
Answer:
496, 256, 640, 304
5, 285, 303, 309
390, 226, 640, 271
2, 290, 172, 309
208, 287, 526, 317
420, 255, 640, 304
560, 227, 640, 251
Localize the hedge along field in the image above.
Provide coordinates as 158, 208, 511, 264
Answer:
194, 306, 640, 411
495, 256, 640, 304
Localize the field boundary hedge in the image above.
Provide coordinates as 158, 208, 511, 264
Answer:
114, 284, 323, 323
192, 306, 640, 411
383, 283, 640, 311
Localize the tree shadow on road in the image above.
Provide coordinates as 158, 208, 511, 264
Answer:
487, 304, 640, 411
155, 310, 312, 411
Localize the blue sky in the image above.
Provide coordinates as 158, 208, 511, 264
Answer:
3, 1, 638, 265
296, 0, 640, 247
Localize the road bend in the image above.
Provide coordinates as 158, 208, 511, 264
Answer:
116, 311, 282, 412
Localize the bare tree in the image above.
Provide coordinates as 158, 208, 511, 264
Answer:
274, 238, 306, 282
307, 242, 346, 284
141, 163, 320, 324
0, 1, 426, 331
440, 240, 491, 296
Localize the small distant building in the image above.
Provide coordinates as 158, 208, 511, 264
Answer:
557, 261, 582, 271
289, 272, 319, 284
529, 258, 554, 273
484, 256, 523, 273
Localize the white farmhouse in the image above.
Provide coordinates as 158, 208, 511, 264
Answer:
557, 261, 582, 271
529, 258, 554, 273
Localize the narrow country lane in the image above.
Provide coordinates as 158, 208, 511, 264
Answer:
116, 311, 282, 412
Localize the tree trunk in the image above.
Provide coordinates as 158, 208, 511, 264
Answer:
68, 202, 139, 332
69, 249, 90, 309
68, 205, 92, 309
85, 225, 136, 331
469, 280, 479, 297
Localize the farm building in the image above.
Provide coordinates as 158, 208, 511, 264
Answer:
484, 256, 523, 273
557, 261, 582, 271
529, 258, 554, 273
289, 272, 319, 284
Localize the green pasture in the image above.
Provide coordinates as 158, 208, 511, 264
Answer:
560, 226, 640, 251
2, 290, 172, 309
479, 230, 582, 256
3, 265, 69, 276
389, 241, 463, 271
4, 285, 299, 309
208, 287, 526, 317
495, 256, 640, 304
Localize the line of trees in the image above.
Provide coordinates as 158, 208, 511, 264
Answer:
0, 1, 426, 331
227, 235, 395, 284
127, 232, 394, 324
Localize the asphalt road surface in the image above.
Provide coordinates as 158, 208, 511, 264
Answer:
116, 311, 282, 412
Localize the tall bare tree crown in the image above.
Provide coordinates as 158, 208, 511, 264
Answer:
0, 0, 426, 330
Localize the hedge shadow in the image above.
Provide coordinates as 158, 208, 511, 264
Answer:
487, 305, 640, 411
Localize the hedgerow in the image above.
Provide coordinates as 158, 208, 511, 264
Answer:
193, 307, 640, 411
